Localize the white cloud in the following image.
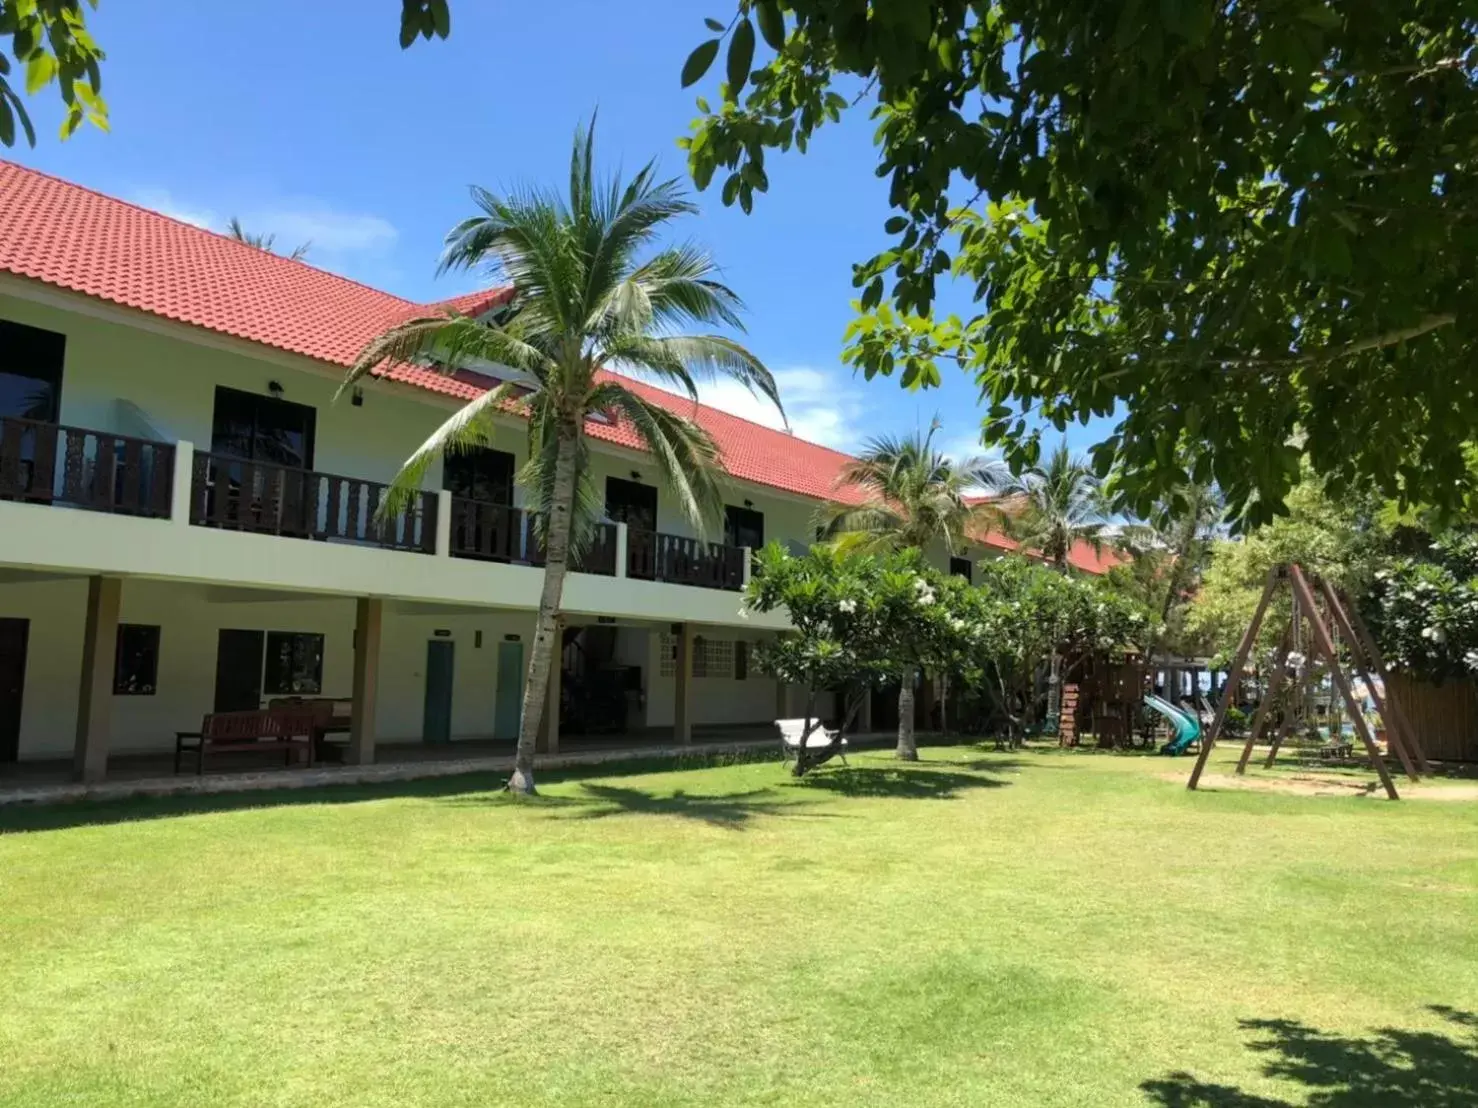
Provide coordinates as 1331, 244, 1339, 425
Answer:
131, 188, 216, 230
242, 208, 397, 256
695, 365, 874, 453
129, 187, 399, 280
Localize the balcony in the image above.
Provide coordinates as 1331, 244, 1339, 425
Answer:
188, 452, 437, 554
449, 497, 618, 576
626, 529, 747, 591
0, 424, 756, 612
0, 418, 175, 518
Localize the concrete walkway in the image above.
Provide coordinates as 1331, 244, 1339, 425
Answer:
0, 731, 902, 808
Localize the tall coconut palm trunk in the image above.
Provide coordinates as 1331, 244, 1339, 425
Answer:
896, 666, 918, 760
509, 426, 581, 794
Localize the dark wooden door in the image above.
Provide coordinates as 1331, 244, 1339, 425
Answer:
724, 505, 765, 549
0, 617, 27, 763
213, 629, 264, 712
605, 477, 657, 532
444, 447, 516, 505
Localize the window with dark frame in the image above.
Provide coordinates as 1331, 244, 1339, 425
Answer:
949, 556, 974, 583
210, 385, 318, 470
113, 624, 160, 695
0, 319, 65, 422
724, 505, 765, 550
263, 631, 325, 695
444, 447, 516, 504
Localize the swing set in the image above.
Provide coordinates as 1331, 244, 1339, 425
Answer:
1186, 563, 1429, 800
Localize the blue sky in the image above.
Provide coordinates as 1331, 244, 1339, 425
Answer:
7, 0, 1111, 461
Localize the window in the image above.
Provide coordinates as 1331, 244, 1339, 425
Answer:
724, 505, 765, 550
658, 632, 677, 678
735, 640, 749, 681
605, 476, 657, 532
950, 556, 973, 583
693, 637, 734, 680
263, 631, 324, 695
0, 320, 65, 421
210, 386, 317, 469
444, 447, 516, 504
113, 624, 160, 695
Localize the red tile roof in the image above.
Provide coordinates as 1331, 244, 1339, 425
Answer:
0, 159, 1115, 573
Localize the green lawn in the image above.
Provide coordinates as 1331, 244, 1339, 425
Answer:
1, 744, 1475, 1107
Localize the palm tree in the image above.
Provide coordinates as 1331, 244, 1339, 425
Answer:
1116, 482, 1223, 650
822, 420, 1003, 760
227, 217, 311, 262
340, 122, 780, 794
996, 441, 1109, 732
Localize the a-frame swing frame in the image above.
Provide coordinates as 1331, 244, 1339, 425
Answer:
1186, 564, 1427, 800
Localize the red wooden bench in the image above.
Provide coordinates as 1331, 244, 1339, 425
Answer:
174, 708, 321, 775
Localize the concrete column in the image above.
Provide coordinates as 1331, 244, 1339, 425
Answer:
674, 622, 694, 743
434, 489, 453, 557
170, 440, 195, 528
615, 522, 629, 579
73, 575, 122, 783
348, 597, 383, 765
741, 546, 753, 586
537, 636, 562, 754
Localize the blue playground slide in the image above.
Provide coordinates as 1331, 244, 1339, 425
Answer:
1145, 695, 1202, 756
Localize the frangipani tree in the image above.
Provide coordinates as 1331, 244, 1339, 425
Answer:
746, 544, 970, 770
342, 123, 781, 794
819, 421, 1004, 759
967, 557, 1152, 743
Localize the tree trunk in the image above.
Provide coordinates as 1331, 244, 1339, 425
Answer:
938, 672, 949, 736
507, 424, 581, 795
1045, 652, 1063, 736
896, 665, 918, 761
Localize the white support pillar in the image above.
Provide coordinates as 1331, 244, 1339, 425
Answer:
615, 522, 630, 579
741, 546, 753, 586
73, 575, 122, 783
348, 597, 383, 765
674, 622, 694, 744
170, 440, 195, 528
434, 489, 453, 557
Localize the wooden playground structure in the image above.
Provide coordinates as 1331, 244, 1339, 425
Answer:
1186, 563, 1430, 800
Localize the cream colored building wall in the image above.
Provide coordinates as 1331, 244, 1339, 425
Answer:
0, 573, 545, 758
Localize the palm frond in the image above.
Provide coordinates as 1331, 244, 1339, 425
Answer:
600, 334, 782, 420
338, 314, 551, 399
588, 382, 724, 533
374, 379, 528, 520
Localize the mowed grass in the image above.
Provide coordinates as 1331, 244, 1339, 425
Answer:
1, 744, 1475, 1107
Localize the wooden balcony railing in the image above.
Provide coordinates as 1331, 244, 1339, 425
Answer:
0, 418, 175, 518
189, 452, 437, 554
626, 529, 747, 591
449, 498, 541, 564
448, 497, 617, 575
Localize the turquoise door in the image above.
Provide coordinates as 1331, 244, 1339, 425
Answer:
494, 639, 523, 741
423, 640, 455, 744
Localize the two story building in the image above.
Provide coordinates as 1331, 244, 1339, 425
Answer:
0, 160, 1114, 783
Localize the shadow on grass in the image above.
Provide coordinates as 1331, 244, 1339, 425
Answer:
787, 762, 1014, 800
1140, 1005, 1478, 1106
0, 749, 787, 835
514, 783, 835, 830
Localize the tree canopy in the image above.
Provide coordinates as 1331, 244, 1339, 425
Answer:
681, 1, 1478, 525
